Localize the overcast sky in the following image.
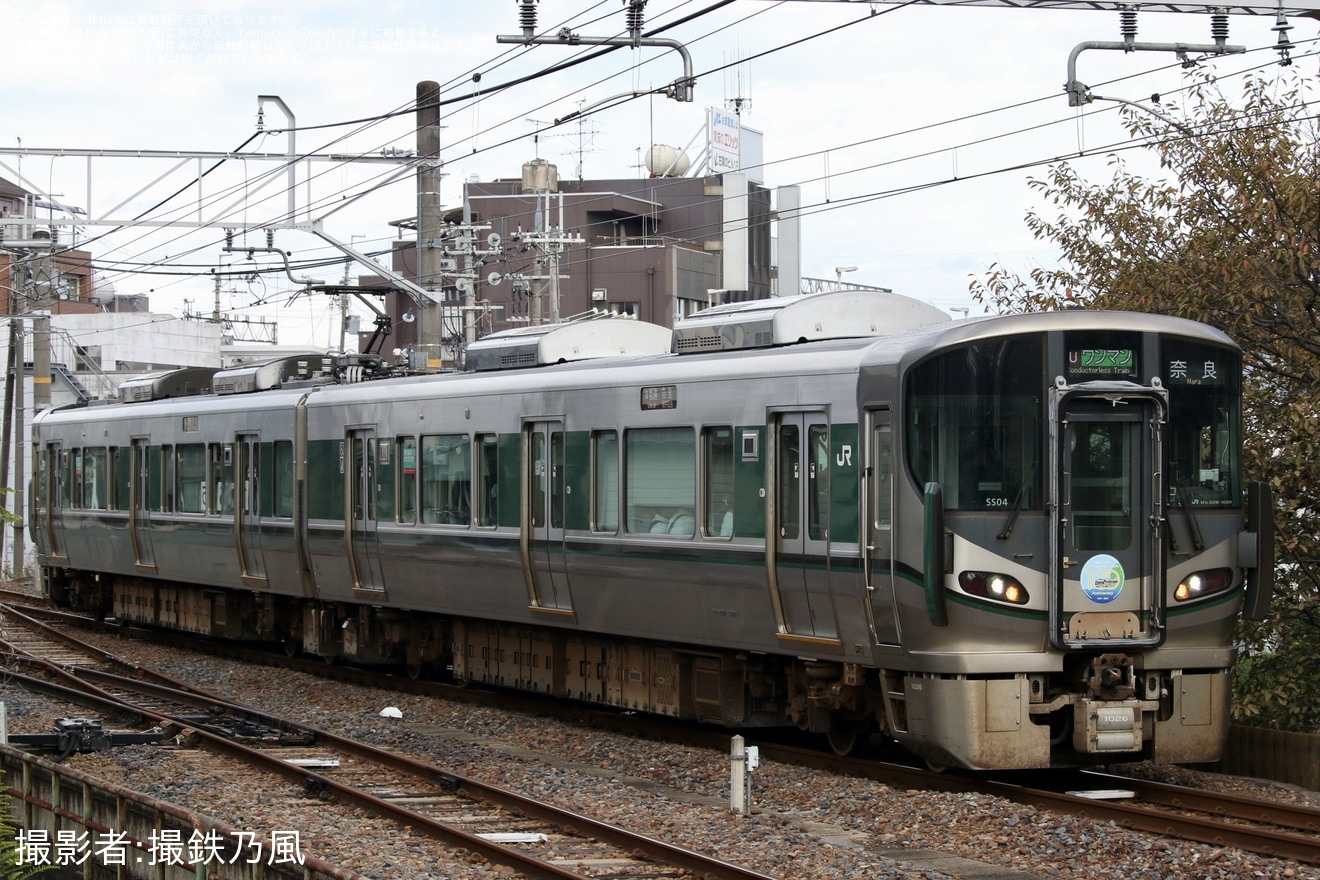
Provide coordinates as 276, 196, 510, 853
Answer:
3, 1, 1312, 347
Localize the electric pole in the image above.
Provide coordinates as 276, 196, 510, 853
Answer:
416, 81, 444, 369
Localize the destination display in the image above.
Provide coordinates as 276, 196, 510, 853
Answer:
1162, 355, 1226, 386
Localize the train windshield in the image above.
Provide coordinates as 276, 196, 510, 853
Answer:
1160, 339, 1241, 508
906, 336, 1044, 511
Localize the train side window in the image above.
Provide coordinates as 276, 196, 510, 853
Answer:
70, 449, 84, 509
58, 450, 72, 509
873, 424, 893, 529
626, 427, 695, 535
208, 444, 235, 515
273, 440, 294, 519
177, 444, 206, 513
592, 430, 618, 533
396, 436, 417, 524
83, 447, 108, 510
110, 447, 128, 510
550, 431, 565, 530
475, 434, 498, 527
807, 424, 830, 540
421, 434, 471, 525
375, 438, 395, 523
703, 427, 735, 537
159, 445, 173, 512
778, 425, 800, 540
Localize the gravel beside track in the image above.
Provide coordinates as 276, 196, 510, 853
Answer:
1, 627, 1317, 880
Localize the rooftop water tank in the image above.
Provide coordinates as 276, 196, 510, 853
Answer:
646, 145, 690, 178
522, 159, 558, 193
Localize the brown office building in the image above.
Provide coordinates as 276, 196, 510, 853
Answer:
373, 162, 774, 358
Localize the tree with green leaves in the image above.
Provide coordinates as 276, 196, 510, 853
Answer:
972, 67, 1320, 731
0, 799, 56, 879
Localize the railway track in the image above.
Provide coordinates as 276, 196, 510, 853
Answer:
732, 735, 1320, 866
8, 602, 1320, 872
0, 603, 781, 880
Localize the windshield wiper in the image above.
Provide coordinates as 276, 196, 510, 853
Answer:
997, 461, 1037, 541
1176, 485, 1206, 552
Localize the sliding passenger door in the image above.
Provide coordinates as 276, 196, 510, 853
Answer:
129, 438, 156, 570
522, 419, 574, 615
43, 443, 68, 561
236, 434, 267, 585
767, 410, 840, 644
346, 428, 386, 592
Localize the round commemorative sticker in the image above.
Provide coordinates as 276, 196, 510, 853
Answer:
1080, 554, 1125, 604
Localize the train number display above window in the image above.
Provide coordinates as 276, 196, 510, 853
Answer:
640, 385, 677, 410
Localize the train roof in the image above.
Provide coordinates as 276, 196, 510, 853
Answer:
464, 312, 673, 371
670, 289, 951, 354
864, 308, 1240, 370
32, 306, 1239, 427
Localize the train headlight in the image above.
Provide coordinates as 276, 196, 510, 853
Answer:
1174, 567, 1235, 602
959, 571, 1030, 606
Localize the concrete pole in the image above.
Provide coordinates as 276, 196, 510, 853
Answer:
32, 316, 50, 410
463, 231, 476, 347
416, 81, 444, 369
730, 735, 748, 815
547, 260, 561, 324
12, 323, 24, 574
548, 194, 562, 324
0, 323, 16, 573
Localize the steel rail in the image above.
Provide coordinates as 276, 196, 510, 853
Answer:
15, 604, 1317, 868
1077, 769, 1320, 834
0, 607, 783, 880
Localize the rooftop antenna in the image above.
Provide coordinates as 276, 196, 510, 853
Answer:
567, 100, 601, 180
527, 109, 599, 181
724, 50, 752, 119
525, 117, 551, 158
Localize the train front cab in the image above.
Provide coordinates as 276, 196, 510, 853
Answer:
887, 320, 1274, 770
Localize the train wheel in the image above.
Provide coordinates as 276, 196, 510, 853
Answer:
826, 714, 874, 757
282, 638, 299, 658
405, 662, 424, 680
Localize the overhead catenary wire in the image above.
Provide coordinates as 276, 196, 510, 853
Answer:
36, 2, 1314, 329
78, 36, 1314, 282
62, 0, 881, 292
54, 1, 733, 286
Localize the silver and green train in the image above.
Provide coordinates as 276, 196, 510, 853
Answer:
30, 292, 1274, 770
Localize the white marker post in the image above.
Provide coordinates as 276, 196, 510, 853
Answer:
730, 736, 760, 814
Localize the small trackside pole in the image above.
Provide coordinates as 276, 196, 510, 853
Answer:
729, 735, 760, 815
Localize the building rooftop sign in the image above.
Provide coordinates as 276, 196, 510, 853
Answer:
707, 108, 741, 175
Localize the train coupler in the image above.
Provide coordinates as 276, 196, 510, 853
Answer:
1085, 653, 1136, 700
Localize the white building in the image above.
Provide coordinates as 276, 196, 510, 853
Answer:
0, 313, 226, 575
